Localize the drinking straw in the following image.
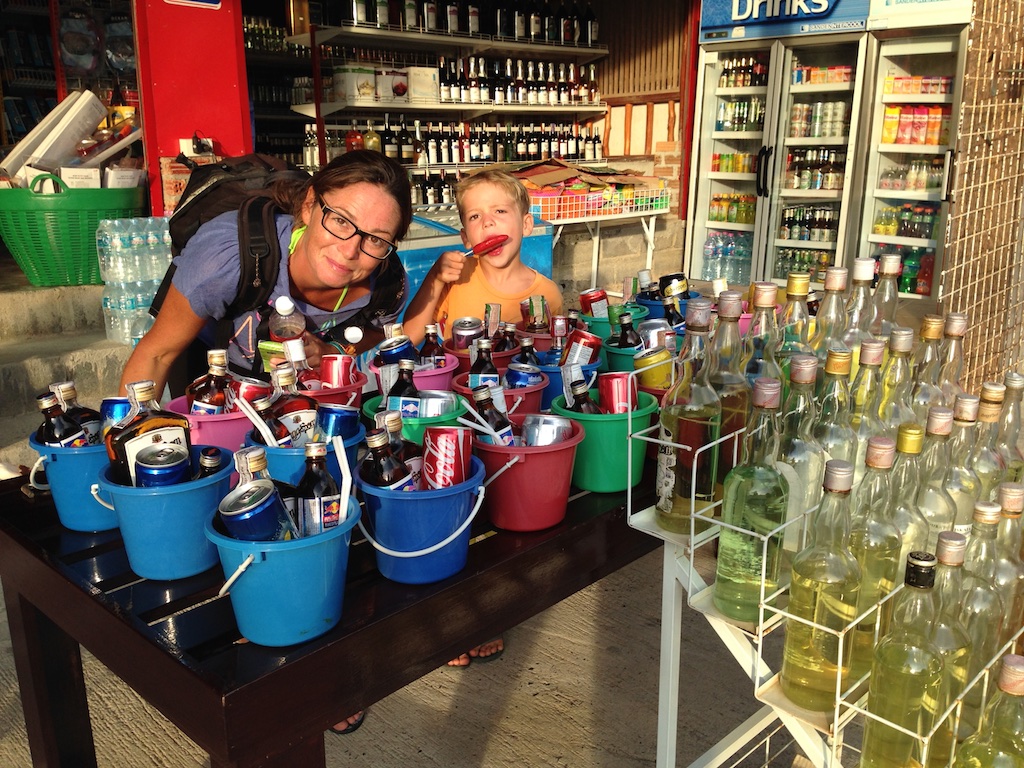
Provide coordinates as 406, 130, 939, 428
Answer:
234, 395, 279, 447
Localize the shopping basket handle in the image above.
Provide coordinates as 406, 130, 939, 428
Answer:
29, 174, 69, 195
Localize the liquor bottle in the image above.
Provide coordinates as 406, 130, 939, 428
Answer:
105, 380, 192, 486
970, 381, 1008, 501
713, 377, 789, 622
411, 120, 426, 167
363, 119, 382, 153
345, 119, 365, 153
385, 359, 421, 416
543, 0, 558, 41
937, 312, 969, 406
615, 312, 644, 351
910, 314, 946, 423
842, 257, 876, 380
251, 395, 293, 447
947, 394, 983, 537
282, 338, 322, 391
444, 0, 460, 32
402, 0, 419, 28
418, 323, 446, 367
186, 362, 230, 414
268, 365, 318, 447
869, 253, 901, 339
927, 530, 972, 768
494, 1, 510, 36
35, 392, 88, 448
656, 298, 722, 534
960, 500, 1009, 734
587, 63, 600, 104
812, 348, 856, 464
196, 446, 224, 478
471, 385, 516, 445
859, 552, 944, 768
780, 459, 861, 711
992, 482, 1024, 646
360, 428, 417, 489
373, 0, 389, 26
468, 337, 500, 389
420, 0, 438, 30
659, 296, 683, 327
916, 406, 958, 551
952, 654, 1024, 767
517, 336, 541, 366
295, 442, 343, 537
49, 380, 102, 445
707, 291, 752, 488
740, 282, 783, 389
268, 295, 306, 341
564, 379, 600, 415
381, 113, 399, 160
466, 57, 480, 103
876, 327, 917, 437
465, 0, 480, 33
849, 339, 887, 491
382, 410, 423, 486
581, 0, 597, 45
887, 424, 930, 584
997, 372, 1024, 483
774, 272, 814, 392
848, 436, 904, 680
809, 266, 849, 392
558, 0, 575, 42
545, 63, 557, 108
396, 115, 415, 164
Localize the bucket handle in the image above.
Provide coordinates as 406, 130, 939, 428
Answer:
89, 483, 115, 511
484, 455, 521, 487
218, 553, 258, 597
357, 484, 486, 559
506, 396, 524, 415
28, 456, 50, 491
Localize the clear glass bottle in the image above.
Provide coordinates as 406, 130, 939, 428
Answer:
712, 377, 789, 623
105, 380, 192, 486
740, 281, 783, 390
842, 257, 877, 381
268, 365, 318, 448
937, 312, 969, 406
891, 423, 930, 585
917, 406, 958, 551
858, 552, 944, 768
876, 327, 918, 437
869, 253, 901, 339
997, 372, 1024, 484
952, 654, 1024, 766
809, 266, 849, 394
48, 380, 102, 445
993, 482, 1024, 648
848, 436, 904, 680
707, 290, 752, 490
774, 272, 814, 392
947, 393, 983, 538
295, 442, 343, 537
812, 348, 857, 464
910, 314, 946, 424
656, 298, 722, 534
780, 459, 861, 712
849, 339, 888, 491
971, 381, 1008, 501
267, 295, 306, 341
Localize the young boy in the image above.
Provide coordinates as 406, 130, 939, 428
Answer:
403, 169, 564, 342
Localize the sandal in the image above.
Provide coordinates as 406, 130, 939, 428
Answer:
328, 710, 365, 735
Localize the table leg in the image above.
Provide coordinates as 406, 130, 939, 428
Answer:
209, 732, 325, 768
2, 578, 97, 768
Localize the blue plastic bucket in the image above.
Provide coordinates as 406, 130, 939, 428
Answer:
243, 423, 365, 486
536, 359, 600, 411
205, 499, 360, 647
356, 457, 485, 585
28, 436, 118, 532
91, 445, 234, 580
636, 290, 700, 320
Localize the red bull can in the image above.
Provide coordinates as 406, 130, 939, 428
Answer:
503, 363, 544, 388
134, 444, 192, 487
100, 396, 132, 433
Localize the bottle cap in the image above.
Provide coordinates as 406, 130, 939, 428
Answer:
199, 447, 222, 469
504, 322, 518, 332
852, 257, 876, 282
824, 348, 852, 376
209, 364, 228, 377
477, 337, 493, 350
789, 354, 818, 384
859, 339, 886, 366
926, 407, 954, 435
128, 380, 158, 403
879, 253, 902, 275
36, 392, 60, 411
366, 428, 389, 449
240, 445, 268, 473
398, 358, 416, 371
935, 531, 967, 565
570, 379, 591, 396
896, 423, 925, 454
865, 436, 896, 468
823, 459, 855, 492
383, 411, 403, 432
752, 282, 777, 308
424, 323, 438, 335
685, 297, 714, 330
637, 268, 653, 286
998, 482, 1024, 515
973, 500, 1002, 525
944, 312, 968, 337
998, 655, 1024, 695
904, 552, 937, 589
520, 336, 535, 348
1005, 371, 1024, 391
919, 315, 944, 341
752, 378, 782, 409
207, 348, 228, 367
344, 326, 364, 344
953, 393, 980, 422
274, 296, 296, 316
50, 380, 78, 400
981, 381, 1007, 403
786, 272, 810, 297
273, 365, 297, 387
471, 384, 494, 402
823, 267, 848, 292
283, 337, 306, 362
888, 327, 914, 353
304, 441, 327, 458
252, 396, 273, 413
716, 290, 744, 319
619, 312, 633, 325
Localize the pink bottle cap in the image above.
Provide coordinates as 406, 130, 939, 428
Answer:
823, 267, 848, 292
717, 290, 744, 319
888, 328, 914, 353
789, 354, 818, 384
944, 312, 968, 337
685, 297, 713, 330
823, 460, 854, 492
998, 483, 1024, 514
953, 394, 980, 422
865, 436, 896, 469
752, 282, 778, 308
973, 500, 1002, 525
926, 407, 954, 436
999, 655, 1024, 695
859, 339, 886, 366
752, 377, 782, 409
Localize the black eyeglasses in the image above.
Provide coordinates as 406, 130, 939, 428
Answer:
317, 199, 397, 260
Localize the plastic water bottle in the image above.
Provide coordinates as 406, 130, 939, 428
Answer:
702, 233, 717, 281
269, 296, 307, 341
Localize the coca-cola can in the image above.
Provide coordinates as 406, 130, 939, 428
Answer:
227, 374, 274, 411
320, 354, 356, 387
451, 317, 485, 350
422, 426, 473, 489
579, 288, 609, 318
597, 372, 638, 414
559, 327, 603, 366
521, 414, 574, 446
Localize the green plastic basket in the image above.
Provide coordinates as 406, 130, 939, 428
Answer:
0, 173, 145, 287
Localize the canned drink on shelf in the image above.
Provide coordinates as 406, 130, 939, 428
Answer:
521, 414, 574, 446
634, 345, 674, 389
578, 288, 608, 319
320, 354, 356, 387
227, 374, 274, 411
422, 426, 473, 489
597, 372, 638, 414
100, 396, 132, 433
378, 335, 417, 364
135, 443, 191, 487
504, 363, 544, 388
315, 403, 361, 440
451, 317, 485, 350
218, 479, 297, 541
559, 327, 603, 366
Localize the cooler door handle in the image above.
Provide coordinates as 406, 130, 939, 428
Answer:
761, 146, 775, 199
941, 149, 955, 203
755, 145, 767, 197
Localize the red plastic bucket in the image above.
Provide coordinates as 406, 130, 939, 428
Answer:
450, 371, 548, 417
443, 340, 520, 375
514, 321, 553, 352
473, 414, 585, 531
310, 370, 367, 408
368, 353, 458, 393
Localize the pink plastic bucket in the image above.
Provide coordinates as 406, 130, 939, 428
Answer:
443, 340, 520, 375
168, 396, 251, 452
310, 370, 367, 408
450, 371, 548, 417
368, 353, 458, 393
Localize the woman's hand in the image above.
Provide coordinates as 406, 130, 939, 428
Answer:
303, 331, 336, 369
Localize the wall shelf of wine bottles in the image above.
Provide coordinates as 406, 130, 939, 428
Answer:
295, 98, 607, 119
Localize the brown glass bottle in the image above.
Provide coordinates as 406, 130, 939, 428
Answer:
196, 447, 224, 478
252, 395, 294, 447
471, 385, 516, 445
50, 380, 102, 445
295, 442, 343, 536
35, 392, 88, 448
385, 358, 421, 415
360, 428, 418, 490
517, 336, 542, 366
186, 362, 230, 414
567, 380, 602, 414
383, 410, 423, 486
616, 312, 644, 351
268, 365, 319, 447
105, 380, 192, 486
468, 337, 500, 388
418, 323, 446, 367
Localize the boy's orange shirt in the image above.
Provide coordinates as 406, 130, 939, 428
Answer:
433, 258, 564, 339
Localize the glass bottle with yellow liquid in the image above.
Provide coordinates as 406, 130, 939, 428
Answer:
774, 272, 814, 396
910, 314, 946, 424
970, 381, 1008, 501
841, 257, 876, 382
890, 423, 930, 585
740, 282, 783, 390
656, 297, 721, 534
707, 290, 751, 489
952, 654, 1024, 767
809, 266, 849, 396
849, 339, 887, 491
947, 393, 983, 538
780, 459, 861, 712
812, 348, 857, 464
997, 372, 1024, 484
917, 406, 957, 551
937, 312, 968, 406
993, 482, 1024, 647
876, 327, 917, 438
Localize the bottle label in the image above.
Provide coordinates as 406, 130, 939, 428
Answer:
78, 418, 103, 445
405, 455, 423, 488
953, 523, 973, 538
386, 395, 421, 418
479, 423, 515, 447
51, 430, 89, 449
297, 494, 343, 537
655, 424, 677, 513
191, 399, 225, 416
385, 474, 418, 491
121, 426, 189, 485
279, 409, 318, 448
468, 373, 500, 389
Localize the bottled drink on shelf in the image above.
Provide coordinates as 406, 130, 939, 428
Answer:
251, 395, 293, 447
947, 394, 983, 538
363, 119, 382, 153
295, 442, 343, 537
268, 365, 318, 448
917, 406, 958, 552
345, 119, 365, 153
268, 295, 306, 342
105, 380, 192, 486
952, 654, 1024, 767
360, 427, 417, 490
471, 385, 516, 445
49, 380, 102, 445
35, 392, 88, 448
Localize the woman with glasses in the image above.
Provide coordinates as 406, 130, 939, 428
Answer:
120, 151, 413, 395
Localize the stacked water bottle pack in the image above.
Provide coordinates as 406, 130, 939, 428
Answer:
97, 218, 173, 346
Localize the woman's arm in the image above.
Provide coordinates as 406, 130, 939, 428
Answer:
402, 250, 466, 344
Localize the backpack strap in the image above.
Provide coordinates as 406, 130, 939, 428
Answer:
227, 196, 281, 317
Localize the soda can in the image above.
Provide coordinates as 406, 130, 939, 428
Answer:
100, 396, 132, 433
559, 327, 603, 366
504, 363, 544, 388
227, 374, 274, 411
598, 372, 639, 414
218, 479, 297, 541
320, 353, 356, 387
579, 288, 608, 318
135, 443, 191, 487
421, 426, 473, 489
418, 390, 459, 417
315, 403, 361, 440
633, 345, 674, 389
451, 317, 485, 350
378, 335, 417, 364
521, 414, 574, 447
637, 317, 672, 350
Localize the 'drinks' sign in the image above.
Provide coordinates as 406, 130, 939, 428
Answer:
700, 0, 868, 40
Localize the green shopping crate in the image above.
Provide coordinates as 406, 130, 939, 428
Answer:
0, 173, 145, 287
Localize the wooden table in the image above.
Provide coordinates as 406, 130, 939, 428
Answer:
0, 471, 658, 768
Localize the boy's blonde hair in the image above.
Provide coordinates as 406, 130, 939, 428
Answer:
456, 168, 532, 221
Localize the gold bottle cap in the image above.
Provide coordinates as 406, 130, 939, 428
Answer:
751, 282, 778, 309
424, 323, 439, 335
790, 354, 818, 384
865, 436, 896, 469
888, 327, 914, 353
824, 348, 852, 376
786, 272, 810, 297
823, 459, 855, 492
685, 297, 714, 329
304, 441, 327, 458
852, 257, 876, 282
236, 445, 268, 474
998, 482, 1024, 514
252, 396, 273, 413
476, 337, 493, 350
879, 253, 902, 276
919, 314, 944, 341
1005, 371, 1024, 391
383, 411, 403, 432
926, 406, 954, 436
953, 393, 980, 422
896, 423, 925, 454
209, 364, 228, 377
398, 358, 417, 371
935, 531, 967, 565
207, 348, 228, 367
998, 655, 1024, 695
981, 381, 1007, 403
823, 266, 848, 292
973, 500, 1002, 525
716, 290, 744, 319
752, 377, 782, 409
944, 312, 969, 337
859, 339, 886, 366
36, 392, 60, 410
50, 380, 78, 399
366, 427, 390, 449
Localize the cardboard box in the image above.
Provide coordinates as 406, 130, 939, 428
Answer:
332, 64, 376, 103
60, 166, 101, 188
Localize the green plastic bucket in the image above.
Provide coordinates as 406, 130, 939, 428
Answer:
551, 391, 659, 492
581, 303, 650, 371
361, 394, 467, 445
604, 342, 643, 372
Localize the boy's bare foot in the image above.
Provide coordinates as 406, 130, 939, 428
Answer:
328, 711, 365, 735
446, 652, 472, 667
447, 637, 504, 667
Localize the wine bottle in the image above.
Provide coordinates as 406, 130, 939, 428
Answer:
360, 427, 417, 489
952, 654, 1024, 767
910, 314, 946, 423
397, 115, 415, 164
381, 113, 399, 160
890, 424, 930, 585
741, 281, 783, 389
916, 406, 958, 551
105, 380, 192, 486
363, 119, 382, 153
849, 339, 887, 491
345, 119, 365, 153
35, 392, 88, 448
947, 393, 983, 538
295, 442, 343, 536
581, 0, 597, 45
